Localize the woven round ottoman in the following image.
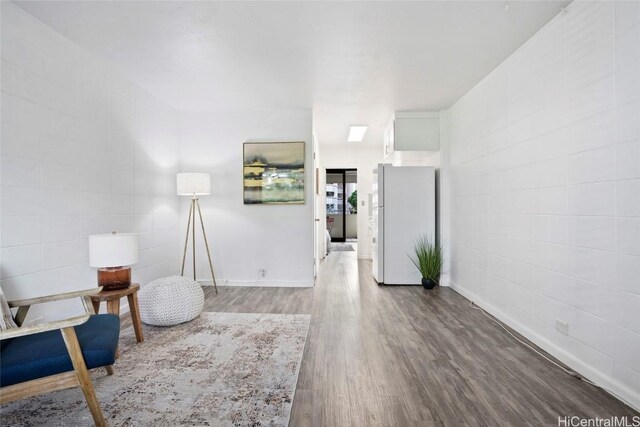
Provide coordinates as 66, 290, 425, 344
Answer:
138, 276, 204, 326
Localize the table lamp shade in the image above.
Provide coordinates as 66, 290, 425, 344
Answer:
177, 172, 211, 196
89, 233, 139, 268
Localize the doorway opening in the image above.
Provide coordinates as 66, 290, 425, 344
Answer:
326, 169, 357, 249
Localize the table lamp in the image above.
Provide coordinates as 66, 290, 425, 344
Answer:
177, 172, 218, 294
89, 232, 139, 290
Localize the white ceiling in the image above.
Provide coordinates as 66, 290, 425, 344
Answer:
15, 1, 569, 147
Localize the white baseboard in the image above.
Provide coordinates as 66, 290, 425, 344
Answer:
449, 281, 640, 411
198, 279, 314, 288
439, 273, 451, 287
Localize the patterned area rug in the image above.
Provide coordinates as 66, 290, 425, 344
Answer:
1, 312, 311, 426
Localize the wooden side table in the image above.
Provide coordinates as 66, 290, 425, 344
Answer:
90, 283, 144, 357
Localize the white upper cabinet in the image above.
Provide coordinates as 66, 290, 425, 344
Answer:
384, 111, 440, 156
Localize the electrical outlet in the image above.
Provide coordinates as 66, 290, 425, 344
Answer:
555, 319, 569, 335
258, 269, 267, 278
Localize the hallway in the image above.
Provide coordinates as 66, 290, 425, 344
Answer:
201, 250, 637, 425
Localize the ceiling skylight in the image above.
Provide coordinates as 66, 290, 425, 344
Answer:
347, 126, 368, 142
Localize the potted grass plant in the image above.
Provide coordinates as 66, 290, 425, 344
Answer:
410, 235, 443, 289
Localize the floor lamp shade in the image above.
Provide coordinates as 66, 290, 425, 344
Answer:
89, 233, 139, 290
177, 172, 211, 196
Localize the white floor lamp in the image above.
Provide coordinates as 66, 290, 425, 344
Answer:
177, 172, 218, 294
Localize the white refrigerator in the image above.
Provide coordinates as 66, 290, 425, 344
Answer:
372, 164, 435, 285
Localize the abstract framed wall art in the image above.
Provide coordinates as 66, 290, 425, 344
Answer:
243, 141, 305, 204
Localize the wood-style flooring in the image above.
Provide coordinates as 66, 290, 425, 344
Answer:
125, 247, 638, 426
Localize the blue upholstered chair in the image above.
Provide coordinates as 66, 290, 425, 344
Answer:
0, 287, 120, 427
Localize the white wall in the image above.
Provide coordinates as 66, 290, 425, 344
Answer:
0, 2, 180, 321
179, 109, 314, 287
447, 1, 640, 408
321, 145, 383, 260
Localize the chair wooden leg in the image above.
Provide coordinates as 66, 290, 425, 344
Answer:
61, 327, 107, 427
105, 365, 114, 376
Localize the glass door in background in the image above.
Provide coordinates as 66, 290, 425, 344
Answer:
326, 169, 357, 243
